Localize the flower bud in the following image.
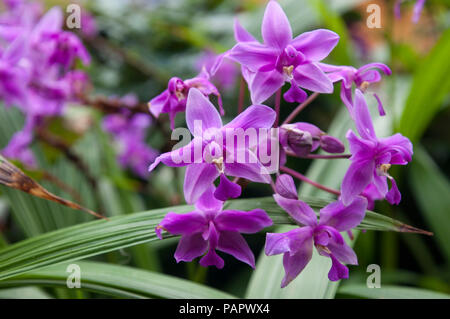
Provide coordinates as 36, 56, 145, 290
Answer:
275, 174, 298, 199
287, 129, 313, 157
320, 135, 345, 153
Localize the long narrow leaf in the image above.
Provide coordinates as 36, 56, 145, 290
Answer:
409, 146, 450, 263
397, 29, 450, 142
0, 261, 235, 299
339, 284, 450, 299
0, 196, 428, 282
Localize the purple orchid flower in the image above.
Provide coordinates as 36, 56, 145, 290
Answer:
341, 89, 413, 206
265, 174, 367, 287
148, 68, 223, 129
0, 35, 29, 108
1, 115, 37, 167
156, 186, 273, 268
43, 30, 90, 70
280, 122, 345, 157
80, 9, 98, 38
395, 0, 426, 23
149, 88, 275, 203
228, 1, 338, 104
319, 62, 391, 116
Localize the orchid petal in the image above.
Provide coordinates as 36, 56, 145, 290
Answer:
224, 104, 276, 131
224, 148, 272, 183
328, 254, 349, 281
353, 89, 376, 140
218, 231, 255, 268
280, 237, 314, 288
319, 197, 368, 231
261, 1, 292, 50
293, 63, 334, 93
186, 88, 222, 136
229, 42, 278, 73
248, 69, 284, 104
215, 209, 272, 233
273, 194, 317, 227
291, 29, 339, 61
183, 163, 220, 204
265, 227, 313, 256
284, 82, 307, 103
275, 174, 298, 199
341, 159, 375, 206
234, 19, 257, 43
386, 178, 401, 205
214, 174, 242, 201
148, 137, 203, 172
199, 223, 224, 269
159, 211, 207, 236
174, 233, 208, 263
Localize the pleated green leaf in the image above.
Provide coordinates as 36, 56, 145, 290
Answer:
0, 196, 425, 282
0, 261, 235, 299
339, 284, 450, 299
398, 29, 450, 142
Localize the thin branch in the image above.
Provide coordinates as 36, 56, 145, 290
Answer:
274, 88, 282, 128
280, 166, 341, 196
282, 92, 319, 125
285, 150, 351, 159
238, 76, 246, 114
35, 128, 99, 194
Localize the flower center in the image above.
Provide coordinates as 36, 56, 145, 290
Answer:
316, 244, 331, 255
376, 163, 392, 178
283, 65, 294, 80
212, 157, 224, 174
359, 81, 370, 92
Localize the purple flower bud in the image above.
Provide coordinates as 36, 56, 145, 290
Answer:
275, 174, 297, 199
287, 129, 313, 157
320, 135, 345, 154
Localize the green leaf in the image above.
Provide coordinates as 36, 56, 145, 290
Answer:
409, 146, 450, 263
0, 286, 52, 299
339, 284, 450, 299
397, 29, 450, 142
0, 261, 235, 299
0, 197, 424, 282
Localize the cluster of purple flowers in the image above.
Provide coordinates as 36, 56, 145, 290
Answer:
102, 94, 158, 178
0, 1, 90, 166
151, 1, 413, 286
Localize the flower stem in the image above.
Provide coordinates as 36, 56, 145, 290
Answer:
238, 76, 246, 114
274, 88, 282, 127
282, 92, 319, 125
280, 166, 341, 196
285, 151, 351, 159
